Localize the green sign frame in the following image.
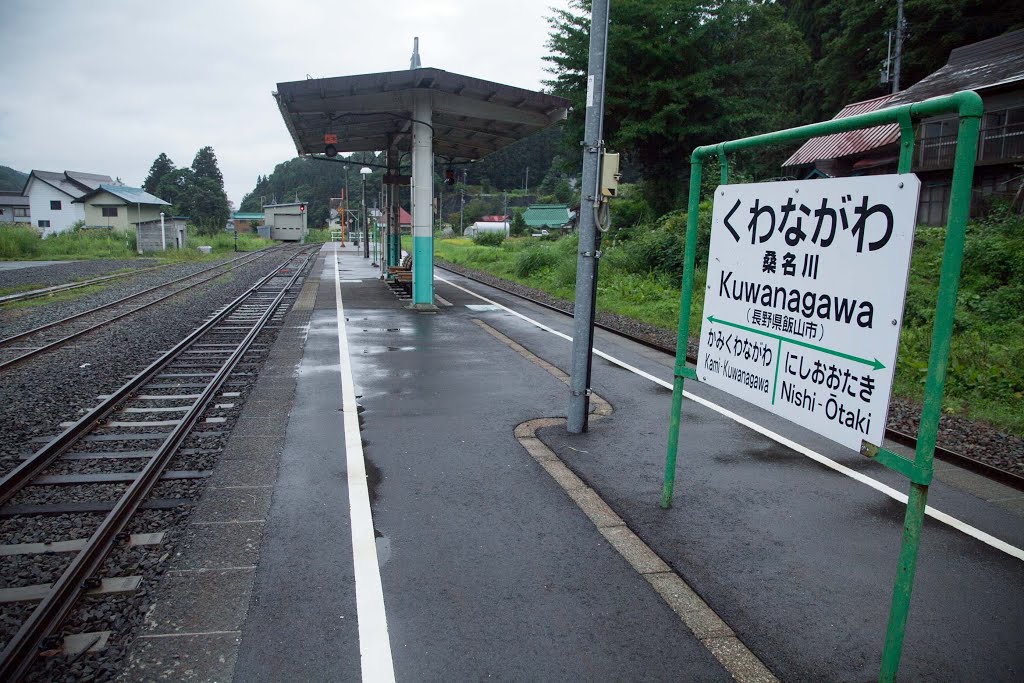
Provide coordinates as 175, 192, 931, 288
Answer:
661, 90, 983, 681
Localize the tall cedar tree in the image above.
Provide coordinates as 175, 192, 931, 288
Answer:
782, 0, 1024, 124
191, 146, 225, 189
142, 153, 175, 194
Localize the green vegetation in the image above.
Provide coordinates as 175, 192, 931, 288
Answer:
434, 205, 1024, 436
0, 165, 27, 192
141, 147, 231, 235
545, 0, 1024, 212
0, 224, 137, 260
305, 228, 333, 244
184, 229, 272, 255
5, 284, 108, 309
0, 223, 271, 262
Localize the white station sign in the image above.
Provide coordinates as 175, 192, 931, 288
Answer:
696, 174, 920, 451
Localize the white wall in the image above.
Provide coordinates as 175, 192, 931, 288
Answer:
26, 177, 84, 235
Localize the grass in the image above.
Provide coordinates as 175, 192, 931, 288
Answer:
0, 224, 274, 263
430, 207, 1024, 436
5, 284, 108, 309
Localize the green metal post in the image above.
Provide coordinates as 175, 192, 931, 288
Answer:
661, 158, 704, 509
878, 93, 981, 682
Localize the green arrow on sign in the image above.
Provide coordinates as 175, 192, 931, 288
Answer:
707, 315, 885, 370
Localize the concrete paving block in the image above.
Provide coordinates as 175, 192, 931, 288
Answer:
120, 631, 241, 682
599, 525, 672, 575
169, 521, 265, 571
143, 569, 254, 634
189, 486, 273, 524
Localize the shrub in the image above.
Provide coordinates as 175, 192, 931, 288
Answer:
512, 246, 558, 277
473, 231, 505, 247
0, 224, 42, 258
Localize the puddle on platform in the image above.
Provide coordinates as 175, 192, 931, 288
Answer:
375, 533, 391, 567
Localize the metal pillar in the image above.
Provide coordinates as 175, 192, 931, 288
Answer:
362, 173, 370, 258
411, 90, 434, 306
386, 139, 400, 270
567, 0, 610, 434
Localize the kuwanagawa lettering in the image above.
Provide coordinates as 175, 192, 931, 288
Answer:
719, 270, 874, 328
722, 361, 770, 394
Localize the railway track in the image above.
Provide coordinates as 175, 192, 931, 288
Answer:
0, 248, 280, 371
0, 246, 317, 681
435, 262, 1024, 492
0, 262, 178, 306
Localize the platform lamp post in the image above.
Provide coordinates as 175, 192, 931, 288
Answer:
361, 167, 372, 258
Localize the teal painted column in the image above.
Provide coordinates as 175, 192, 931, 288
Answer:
411, 90, 434, 306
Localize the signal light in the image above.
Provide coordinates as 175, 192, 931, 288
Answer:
325, 144, 338, 158
444, 168, 456, 186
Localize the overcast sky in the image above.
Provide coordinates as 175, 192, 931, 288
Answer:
0, 0, 572, 206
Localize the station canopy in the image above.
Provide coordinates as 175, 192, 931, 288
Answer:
274, 68, 570, 162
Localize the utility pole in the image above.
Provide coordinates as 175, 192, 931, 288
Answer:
524, 167, 529, 194
460, 183, 465, 234
567, 0, 609, 434
502, 192, 508, 235
893, 0, 905, 93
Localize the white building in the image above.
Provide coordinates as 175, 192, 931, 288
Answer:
23, 170, 113, 235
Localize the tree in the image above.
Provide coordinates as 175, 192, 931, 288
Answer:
191, 146, 224, 189
143, 153, 175, 194
155, 167, 230, 235
545, 0, 809, 214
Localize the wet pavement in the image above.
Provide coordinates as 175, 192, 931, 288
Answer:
191, 242, 1019, 681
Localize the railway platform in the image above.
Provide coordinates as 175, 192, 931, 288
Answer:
123, 242, 1023, 682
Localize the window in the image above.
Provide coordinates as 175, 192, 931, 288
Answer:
50, 200, 62, 210
14, 208, 29, 217
38, 219, 50, 228
101, 207, 118, 217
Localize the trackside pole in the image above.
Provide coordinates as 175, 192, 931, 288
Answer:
567, 0, 610, 433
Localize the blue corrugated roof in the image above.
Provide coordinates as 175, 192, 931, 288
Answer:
96, 184, 170, 205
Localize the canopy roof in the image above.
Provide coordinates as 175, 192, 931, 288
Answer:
274, 68, 569, 163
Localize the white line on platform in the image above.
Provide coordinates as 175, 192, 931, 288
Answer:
335, 248, 397, 682
436, 274, 1024, 562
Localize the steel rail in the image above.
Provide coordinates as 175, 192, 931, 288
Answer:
434, 262, 1024, 492
0, 247, 310, 507
0, 246, 317, 681
0, 262, 178, 306
0, 249, 276, 371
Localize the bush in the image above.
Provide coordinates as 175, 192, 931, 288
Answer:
512, 246, 558, 277
473, 231, 505, 247
0, 224, 42, 258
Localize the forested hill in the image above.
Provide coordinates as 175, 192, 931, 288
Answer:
461, 126, 562, 190
239, 154, 384, 229
0, 165, 28, 192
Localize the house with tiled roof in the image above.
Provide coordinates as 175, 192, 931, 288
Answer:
23, 170, 113, 235
522, 204, 573, 231
783, 29, 1024, 224
0, 191, 31, 224
73, 184, 170, 230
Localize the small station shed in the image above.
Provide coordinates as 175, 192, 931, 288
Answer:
135, 216, 188, 253
263, 202, 307, 242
